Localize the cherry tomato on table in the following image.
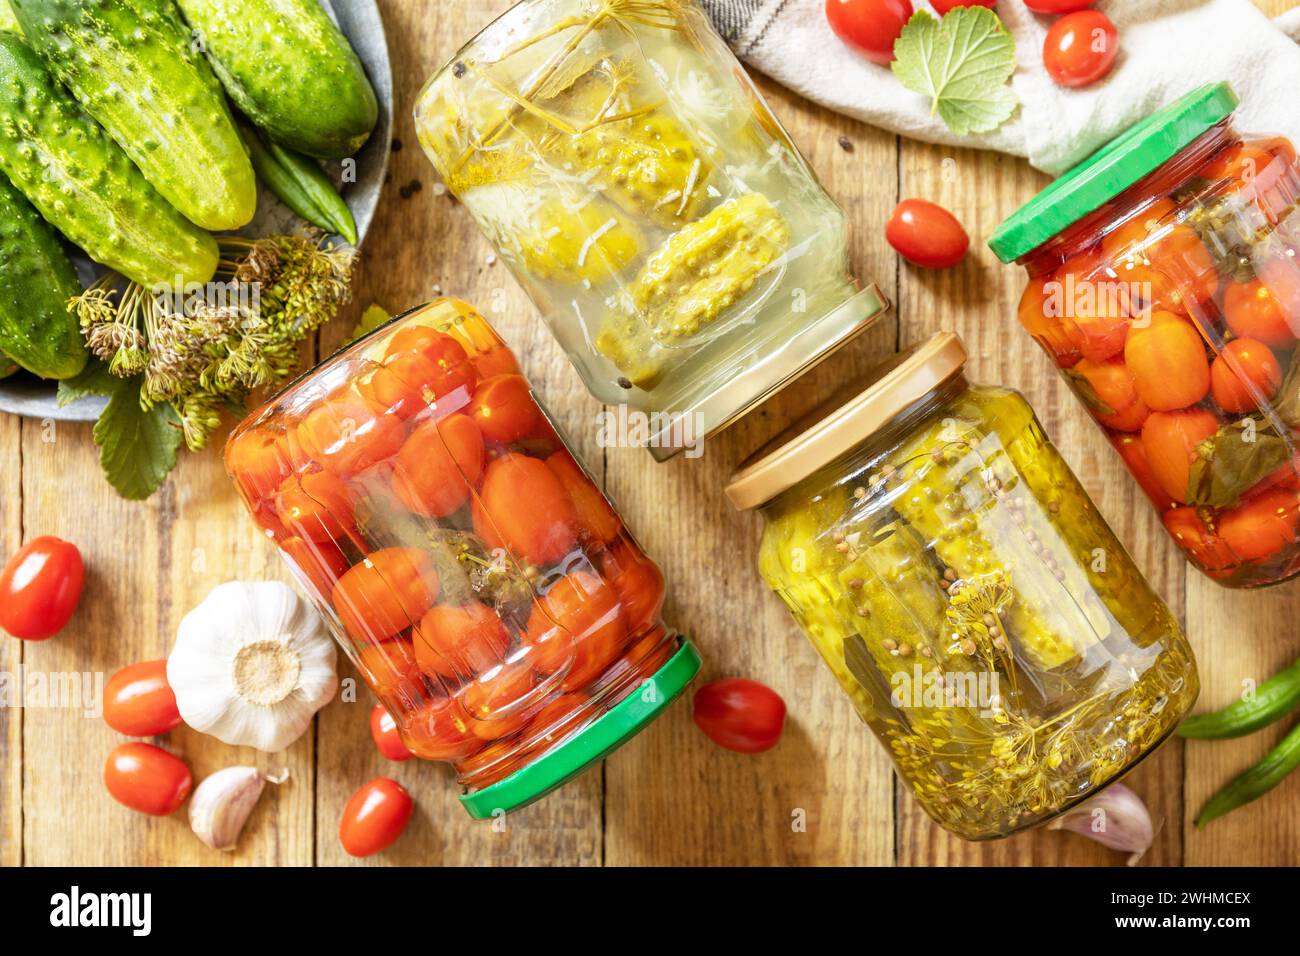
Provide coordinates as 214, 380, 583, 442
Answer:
104, 660, 182, 737
339, 777, 413, 857
104, 742, 192, 816
0, 535, 85, 640
1043, 10, 1118, 89
369, 704, 414, 762
693, 678, 787, 754
885, 199, 969, 269
825, 0, 913, 66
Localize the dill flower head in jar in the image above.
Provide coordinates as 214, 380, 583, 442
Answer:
224, 298, 700, 819
725, 333, 1198, 840
991, 83, 1300, 588
414, 0, 887, 460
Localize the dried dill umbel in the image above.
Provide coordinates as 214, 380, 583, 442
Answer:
71, 232, 356, 452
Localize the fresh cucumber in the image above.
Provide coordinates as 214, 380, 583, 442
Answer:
175, 0, 377, 160
0, 172, 86, 379
0, 33, 218, 288
11, 0, 256, 231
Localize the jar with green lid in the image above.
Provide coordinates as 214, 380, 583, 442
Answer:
414, 0, 886, 460
990, 82, 1300, 588
724, 333, 1198, 840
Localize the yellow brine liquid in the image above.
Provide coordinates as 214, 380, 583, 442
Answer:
415, 0, 858, 413
757, 381, 1198, 839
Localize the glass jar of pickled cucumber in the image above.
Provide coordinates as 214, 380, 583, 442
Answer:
225, 298, 700, 819
414, 0, 886, 460
724, 333, 1198, 840
991, 83, 1300, 588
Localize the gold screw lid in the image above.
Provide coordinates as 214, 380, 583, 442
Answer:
724, 332, 968, 511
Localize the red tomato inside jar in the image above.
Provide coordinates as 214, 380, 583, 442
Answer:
991, 83, 1300, 588
225, 298, 700, 817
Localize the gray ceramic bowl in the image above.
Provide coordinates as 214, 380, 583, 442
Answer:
0, 0, 393, 422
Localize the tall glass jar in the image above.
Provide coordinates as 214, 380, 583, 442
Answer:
725, 333, 1198, 840
991, 83, 1300, 587
225, 298, 700, 819
414, 0, 886, 459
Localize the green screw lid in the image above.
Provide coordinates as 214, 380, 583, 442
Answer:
459, 639, 701, 820
988, 83, 1239, 263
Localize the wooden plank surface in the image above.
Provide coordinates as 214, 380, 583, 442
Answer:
2, 0, 1299, 867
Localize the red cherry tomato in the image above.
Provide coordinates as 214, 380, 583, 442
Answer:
391, 413, 485, 518
363, 328, 478, 419
280, 535, 350, 603
474, 454, 579, 567
369, 704, 414, 762
463, 660, 540, 740
414, 601, 510, 680
104, 743, 193, 816
524, 571, 627, 691
1210, 338, 1282, 414
104, 660, 182, 737
600, 539, 666, 635
275, 469, 356, 544
546, 450, 622, 545
332, 547, 440, 643
339, 777, 414, 857
1043, 10, 1118, 88
693, 678, 787, 754
225, 426, 291, 502
296, 394, 406, 477
932, 0, 995, 12
1220, 489, 1300, 562
824, 0, 913, 66
356, 636, 423, 700
885, 199, 969, 269
0, 535, 85, 640
1024, 0, 1094, 12
468, 374, 547, 445
403, 697, 479, 760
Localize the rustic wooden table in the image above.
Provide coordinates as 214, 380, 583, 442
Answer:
2, 0, 1298, 867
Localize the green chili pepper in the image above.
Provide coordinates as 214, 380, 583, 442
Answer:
1178, 657, 1300, 739
1196, 720, 1300, 827
241, 125, 358, 244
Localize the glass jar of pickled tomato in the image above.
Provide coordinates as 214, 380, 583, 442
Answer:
414, 0, 887, 460
724, 333, 1198, 840
991, 83, 1300, 588
225, 298, 701, 819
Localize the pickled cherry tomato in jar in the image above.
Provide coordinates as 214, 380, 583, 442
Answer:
226, 299, 700, 818
991, 83, 1300, 587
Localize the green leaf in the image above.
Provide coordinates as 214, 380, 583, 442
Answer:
92, 376, 183, 501
1273, 356, 1300, 428
891, 8, 1018, 137
55, 359, 118, 407
1185, 418, 1292, 508
347, 304, 391, 344
1064, 368, 1117, 418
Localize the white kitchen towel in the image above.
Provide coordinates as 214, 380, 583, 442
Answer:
700, 0, 1300, 174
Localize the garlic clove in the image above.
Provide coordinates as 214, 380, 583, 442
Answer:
189, 766, 282, 851
1046, 782, 1155, 866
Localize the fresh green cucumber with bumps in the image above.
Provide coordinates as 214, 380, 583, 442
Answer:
0, 32, 218, 288
0, 172, 87, 379
175, 0, 378, 160
11, 0, 257, 231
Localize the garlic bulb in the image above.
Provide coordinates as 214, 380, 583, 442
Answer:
168, 581, 337, 752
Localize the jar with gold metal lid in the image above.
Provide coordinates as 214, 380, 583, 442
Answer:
414, 0, 886, 459
725, 333, 1198, 839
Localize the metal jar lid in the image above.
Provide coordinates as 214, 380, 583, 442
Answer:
724, 332, 968, 511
